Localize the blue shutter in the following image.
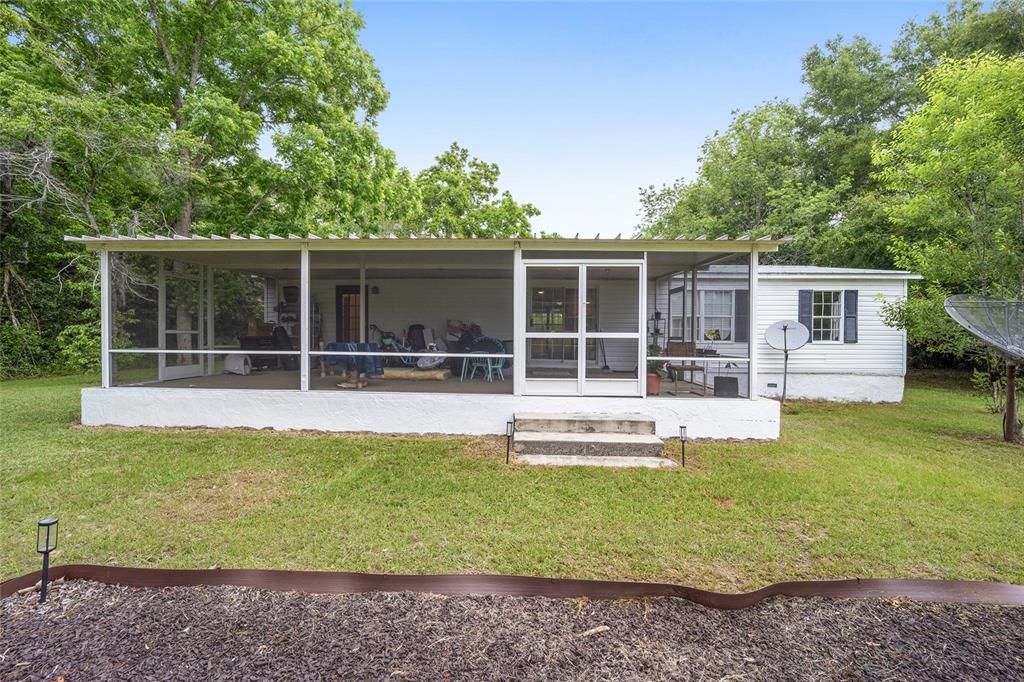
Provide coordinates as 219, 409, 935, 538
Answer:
734, 289, 749, 342
798, 290, 813, 342
844, 290, 858, 343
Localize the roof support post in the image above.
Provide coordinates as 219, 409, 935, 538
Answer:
206, 265, 215, 375
640, 252, 648, 399
690, 268, 698, 344
359, 263, 367, 344
300, 246, 310, 391
513, 243, 524, 396
748, 248, 759, 400
99, 250, 111, 388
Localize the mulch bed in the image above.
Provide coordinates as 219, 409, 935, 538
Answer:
2, 580, 1022, 681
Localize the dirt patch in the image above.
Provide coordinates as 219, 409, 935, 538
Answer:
2, 581, 1021, 681
695, 487, 735, 506
154, 470, 292, 523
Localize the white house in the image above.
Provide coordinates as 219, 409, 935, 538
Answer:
67, 234, 917, 441
652, 265, 920, 403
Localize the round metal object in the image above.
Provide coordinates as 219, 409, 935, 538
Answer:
764, 320, 809, 352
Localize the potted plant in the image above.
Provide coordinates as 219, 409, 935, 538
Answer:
646, 344, 665, 395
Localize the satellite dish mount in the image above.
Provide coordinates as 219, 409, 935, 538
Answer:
764, 320, 810, 406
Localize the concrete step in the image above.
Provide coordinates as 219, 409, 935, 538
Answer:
515, 454, 677, 469
514, 412, 656, 436
513, 431, 664, 458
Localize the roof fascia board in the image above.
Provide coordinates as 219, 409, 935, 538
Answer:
758, 272, 922, 280
64, 236, 783, 253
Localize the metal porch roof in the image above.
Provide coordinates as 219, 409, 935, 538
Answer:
63, 232, 788, 252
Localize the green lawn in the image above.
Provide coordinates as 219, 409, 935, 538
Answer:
1, 373, 1021, 591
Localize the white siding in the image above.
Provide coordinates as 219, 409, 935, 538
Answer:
755, 277, 907, 376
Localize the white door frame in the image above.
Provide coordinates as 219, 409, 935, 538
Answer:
158, 258, 205, 381
518, 257, 645, 397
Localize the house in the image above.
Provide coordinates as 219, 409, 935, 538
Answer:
66, 234, 917, 440
654, 265, 920, 402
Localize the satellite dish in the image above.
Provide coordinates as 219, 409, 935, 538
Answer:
944, 295, 1023, 442
944, 295, 1023, 361
765, 320, 810, 352
764, 320, 809, 405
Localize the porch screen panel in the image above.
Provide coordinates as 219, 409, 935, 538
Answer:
587, 266, 640, 334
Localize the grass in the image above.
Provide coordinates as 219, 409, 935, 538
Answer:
1, 372, 1021, 591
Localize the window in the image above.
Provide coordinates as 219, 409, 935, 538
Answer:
701, 290, 733, 341
668, 288, 733, 341
812, 290, 843, 342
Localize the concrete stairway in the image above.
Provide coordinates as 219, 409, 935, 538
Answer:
512, 413, 674, 468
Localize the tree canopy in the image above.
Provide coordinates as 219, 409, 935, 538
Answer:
639, 0, 1024, 373
410, 143, 539, 239
0, 1, 538, 376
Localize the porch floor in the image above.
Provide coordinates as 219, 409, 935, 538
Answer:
128, 370, 732, 397
140, 370, 515, 394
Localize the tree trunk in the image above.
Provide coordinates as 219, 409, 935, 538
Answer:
1005, 362, 1019, 443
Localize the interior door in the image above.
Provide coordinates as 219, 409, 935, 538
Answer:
158, 259, 204, 381
521, 261, 643, 397
335, 285, 366, 343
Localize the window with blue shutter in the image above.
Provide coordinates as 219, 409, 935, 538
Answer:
798, 290, 813, 342
843, 290, 858, 343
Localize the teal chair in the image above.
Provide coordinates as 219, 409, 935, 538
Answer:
462, 351, 504, 382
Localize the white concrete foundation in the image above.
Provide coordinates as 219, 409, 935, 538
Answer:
81, 388, 781, 440
758, 373, 905, 403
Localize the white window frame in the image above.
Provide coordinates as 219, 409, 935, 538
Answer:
811, 290, 844, 343
670, 289, 735, 342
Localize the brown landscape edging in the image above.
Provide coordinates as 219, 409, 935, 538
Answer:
3, 564, 1023, 609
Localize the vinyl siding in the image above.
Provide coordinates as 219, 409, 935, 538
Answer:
756, 277, 907, 376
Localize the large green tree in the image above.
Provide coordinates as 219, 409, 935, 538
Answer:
875, 53, 1024, 353
410, 142, 538, 239
2, 0, 413, 238
639, 102, 843, 263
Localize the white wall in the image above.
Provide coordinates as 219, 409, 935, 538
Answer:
755, 276, 908, 402
300, 277, 514, 345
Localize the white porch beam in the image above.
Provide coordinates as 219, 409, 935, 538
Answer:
513, 245, 525, 396
359, 264, 367, 343
99, 250, 112, 388
300, 247, 310, 391
206, 265, 215, 374
748, 248, 759, 400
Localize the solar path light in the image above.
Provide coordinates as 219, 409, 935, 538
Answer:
36, 517, 58, 603
679, 425, 687, 467
506, 420, 514, 464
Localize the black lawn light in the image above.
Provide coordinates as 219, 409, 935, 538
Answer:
505, 420, 514, 464
678, 425, 687, 467
36, 517, 59, 603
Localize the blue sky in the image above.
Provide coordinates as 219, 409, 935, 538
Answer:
353, 1, 949, 236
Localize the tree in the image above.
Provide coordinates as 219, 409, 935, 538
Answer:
2, 0, 410, 237
639, 102, 843, 263
875, 54, 1024, 436
410, 142, 539, 238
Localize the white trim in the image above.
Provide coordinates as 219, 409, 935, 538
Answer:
359, 264, 367, 344
748, 249, 758, 400
157, 258, 166, 378
639, 252, 648, 399
300, 247, 310, 391
206, 265, 215, 374
99, 250, 111, 388
110, 349, 299, 355
513, 245, 525, 396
